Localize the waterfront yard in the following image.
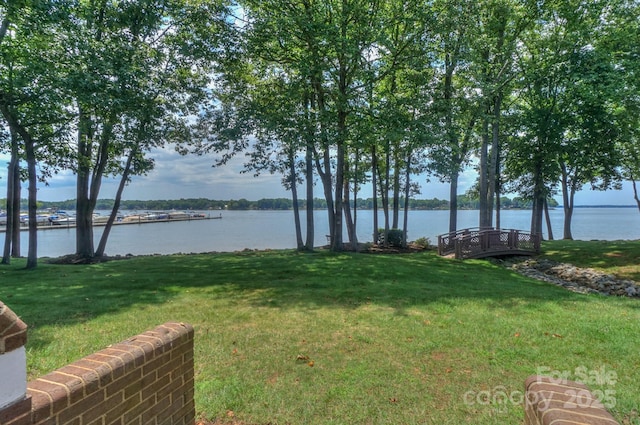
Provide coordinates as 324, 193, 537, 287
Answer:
1, 240, 639, 424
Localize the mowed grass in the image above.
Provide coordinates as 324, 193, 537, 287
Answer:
540, 239, 640, 282
0, 244, 639, 425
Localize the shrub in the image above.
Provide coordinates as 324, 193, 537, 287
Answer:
377, 228, 404, 247
413, 237, 431, 249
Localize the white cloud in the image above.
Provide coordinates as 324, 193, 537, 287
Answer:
0, 149, 636, 205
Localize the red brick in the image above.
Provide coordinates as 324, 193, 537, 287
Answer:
84, 353, 125, 379
171, 398, 195, 425
0, 396, 32, 424
108, 344, 147, 367
141, 394, 170, 425
29, 388, 54, 424
25, 323, 195, 425
28, 379, 70, 415
131, 335, 167, 357
85, 416, 105, 425
156, 355, 182, 380
171, 360, 193, 383
141, 353, 170, 378
104, 392, 141, 424
38, 372, 86, 404
141, 374, 171, 402
3, 410, 32, 425
56, 389, 105, 425
524, 375, 619, 425
72, 359, 114, 386
125, 417, 142, 425
83, 391, 124, 424
157, 378, 181, 403
56, 365, 102, 395
2, 328, 28, 353
123, 392, 156, 424
123, 377, 144, 400
0, 303, 19, 335
107, 369, 143, 398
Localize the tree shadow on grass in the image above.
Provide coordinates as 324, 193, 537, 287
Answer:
157, 249, 594, 315
0, 249, 634, 350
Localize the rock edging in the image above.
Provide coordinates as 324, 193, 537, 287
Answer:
502, 258, 640, 297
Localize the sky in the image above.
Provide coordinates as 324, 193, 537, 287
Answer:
0, 146, 637, 206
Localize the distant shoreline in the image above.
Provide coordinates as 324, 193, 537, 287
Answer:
568, 205, 638, 208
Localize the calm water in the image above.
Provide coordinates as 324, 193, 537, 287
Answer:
16, 207, 640, 258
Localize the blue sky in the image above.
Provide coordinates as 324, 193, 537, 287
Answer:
0, 147, 636, 205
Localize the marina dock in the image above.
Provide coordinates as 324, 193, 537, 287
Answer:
1, 213, 223, 232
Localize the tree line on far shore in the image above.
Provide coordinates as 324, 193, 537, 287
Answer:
5, 195, 558, 212
1, 1, 637, 268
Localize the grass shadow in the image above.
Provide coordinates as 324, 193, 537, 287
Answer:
0, 247, 631, 350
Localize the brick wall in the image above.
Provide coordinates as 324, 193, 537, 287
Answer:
0, 320, 195, 425
524, 375, 620, 425
0, 302, 28, 355
0, 301, 29, 425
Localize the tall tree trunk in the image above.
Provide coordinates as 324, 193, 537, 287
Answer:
95, 147, 133, 257
479, 112, 491, 229
315, 148, 334, 244
402, 154, 412, 248
392, 148, 400, 229
486, 96, 502, 228
560, 162, 574, 240
331, 138, 345, 252
632, 177, 640, 212
379, 143, 391, 247
530, 161, 545, 238
290, 157, 304, 251
495, 192, 501, 229
331, 99, 348, 252
10, 148, 20, 258
448, 170, 459, 233
352, 149, 358, 244
2, 131, 19, 264
311, 78, 335, 247
444, 52, 460, 234
544, 198, 554, 240
0, 104, 37, 267
371, 145, 379, 243
304, 139, 314, 251
24, 134, 37, 269
76, 108, 94, 258
494, 142, 501, 230
343, 178, 357, 250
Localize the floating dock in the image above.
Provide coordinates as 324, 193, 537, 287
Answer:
1, 213, 223, 232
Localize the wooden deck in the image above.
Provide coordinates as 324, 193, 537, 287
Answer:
437, 228, 541, 259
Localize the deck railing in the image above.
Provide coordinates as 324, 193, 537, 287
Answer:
438, 228, 541, 259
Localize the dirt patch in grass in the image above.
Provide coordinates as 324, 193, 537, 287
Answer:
47, 254, 135, 264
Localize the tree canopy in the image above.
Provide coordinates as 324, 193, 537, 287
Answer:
1, 0, 638, 264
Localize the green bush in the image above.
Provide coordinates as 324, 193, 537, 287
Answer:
413, 236, 431, 249
377, 228, 404, 246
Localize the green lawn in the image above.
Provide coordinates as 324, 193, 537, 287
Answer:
1, 243, 639, 424
540, 239, 640, 282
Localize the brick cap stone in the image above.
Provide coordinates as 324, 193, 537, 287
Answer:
0, 301, 28, 354
524, 375, 620, 425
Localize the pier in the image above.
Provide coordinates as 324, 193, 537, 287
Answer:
1, 213, 222, 232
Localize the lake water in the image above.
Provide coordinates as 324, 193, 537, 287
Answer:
15, 207, 640, 258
